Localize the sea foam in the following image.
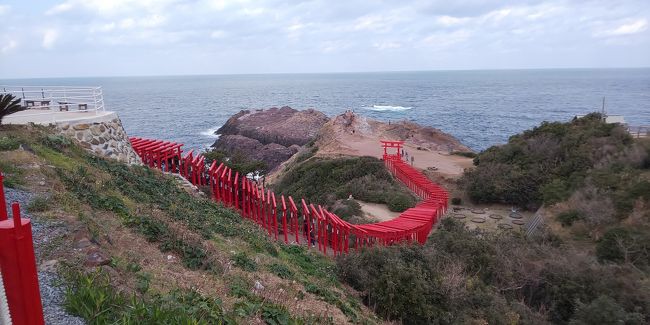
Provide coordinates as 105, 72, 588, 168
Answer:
365, 105, 413, 112
201, 127, 221, 138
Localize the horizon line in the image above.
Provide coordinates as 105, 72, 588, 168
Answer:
1, 66, 649, 80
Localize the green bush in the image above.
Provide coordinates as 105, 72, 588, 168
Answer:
387, 193, 415, 212
569, 295, 644, 325
451, 197, 462, 205
268, 263, 293, 279
277, 156, 414, 210
42, 134, 72, 151
232, 252, 257, 271
0, 136, 19, 151
27, 196, 51, 212
596, 227, 650, 268
556, 210, 583, 227
462, 113, 634, 209
451, 151, 477, 158
330, 199, 363, 222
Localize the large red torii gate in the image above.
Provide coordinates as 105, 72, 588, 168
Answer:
380, 140, 404, 158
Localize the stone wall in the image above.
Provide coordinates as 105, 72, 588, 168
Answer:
57, 117, 141, 165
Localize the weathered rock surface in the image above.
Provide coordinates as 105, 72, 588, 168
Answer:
212, 107, 328, 171
213, 135, 300, 171
216, 106, 328, 146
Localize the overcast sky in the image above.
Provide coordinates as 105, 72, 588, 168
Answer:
1, 0, 649, 78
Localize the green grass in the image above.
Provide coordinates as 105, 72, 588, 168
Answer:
27, 196, 52, 213
0, 136, 20, 151
277, 156, 416, 214
64, 269, 232, 324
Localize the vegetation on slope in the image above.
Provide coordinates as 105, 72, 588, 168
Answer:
0, 125, 377, 324
338, 218, 648, 324
462, 113, 643, 209
275, 154, 416, 220
337, 113, 650, 324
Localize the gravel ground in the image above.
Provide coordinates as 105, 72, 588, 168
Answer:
3, 187, 85, 325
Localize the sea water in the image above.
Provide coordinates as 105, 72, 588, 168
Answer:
3, 68, 649, 151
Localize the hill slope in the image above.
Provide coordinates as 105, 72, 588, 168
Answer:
0, 125, 379, 324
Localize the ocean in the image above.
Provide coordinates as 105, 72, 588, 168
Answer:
3, 68, 649, 151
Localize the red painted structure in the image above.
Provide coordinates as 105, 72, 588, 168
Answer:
0, 172, 45, 325
130, 137, 448, 254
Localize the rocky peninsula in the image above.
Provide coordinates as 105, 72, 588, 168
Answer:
212, 106, 473, 175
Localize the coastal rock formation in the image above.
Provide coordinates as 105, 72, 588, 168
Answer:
213, 135, 301, 170
212, 107, 328, 170
319, 111, 471, 153
215, 106, 328, 146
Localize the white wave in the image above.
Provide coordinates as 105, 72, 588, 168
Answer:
365, 105, 413, 112
200, 127, 221, 138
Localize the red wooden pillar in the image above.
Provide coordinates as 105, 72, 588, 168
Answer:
281, 195, 288, 243
289, 197, 299, 244
234, 172, 240, 210
0, 173, 7, 220
227, 169, 233, 205
271, 192, 278, 240
301, 199, 311, 247
241, 179, 248, 218
0, 202, 45, 325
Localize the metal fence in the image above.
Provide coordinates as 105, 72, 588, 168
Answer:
1, 85, 105, 123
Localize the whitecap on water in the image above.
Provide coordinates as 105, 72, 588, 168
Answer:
200, 127, 221, 138
365, 105, 413, 112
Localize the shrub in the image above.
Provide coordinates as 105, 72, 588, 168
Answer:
330, 199, 363, 222
268, 263, 293, 279
0, 136, 19, 151
596, 227, 650, 267
451, 151, 477, 158
556, 210, 583, 227
387, 193, 415, 212
569, 295, 644, 325
42, 134, 72, 151
27, 196, 51, 212
461, 113, 633, 209
451, 197, 462, 205
232, 252, 257, 271
277, 156, 413, 209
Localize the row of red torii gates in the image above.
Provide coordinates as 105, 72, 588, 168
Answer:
129, 138, 448, 255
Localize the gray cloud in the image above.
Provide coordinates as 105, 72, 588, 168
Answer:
0, 0, 648, 77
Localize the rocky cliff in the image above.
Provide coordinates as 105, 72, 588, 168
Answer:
212, 106, 329, 171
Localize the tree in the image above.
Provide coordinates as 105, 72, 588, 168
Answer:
0, 94, 25, 125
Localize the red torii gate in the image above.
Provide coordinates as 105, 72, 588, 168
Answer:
381, 140, 404, 158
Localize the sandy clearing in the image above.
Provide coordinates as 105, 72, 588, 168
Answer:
358, 200, 401, 222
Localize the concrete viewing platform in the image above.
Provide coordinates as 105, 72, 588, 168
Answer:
4, 109, 118, 125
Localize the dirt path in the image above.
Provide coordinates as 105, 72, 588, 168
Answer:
358, 200, 401, 222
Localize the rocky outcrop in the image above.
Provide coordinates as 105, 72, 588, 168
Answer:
213, 135, 301, 171
212, 107, 328, 171
215, 106, 328, 146
57, 118, 141, 165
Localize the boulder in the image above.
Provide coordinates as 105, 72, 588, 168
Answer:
212, 107, 327, 171
215, 106, 328, 147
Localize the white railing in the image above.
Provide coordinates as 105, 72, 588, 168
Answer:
1, 86, 105, 123
628, 125, 649, 138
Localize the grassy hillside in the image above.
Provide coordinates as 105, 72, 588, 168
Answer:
0, 125, 378, 324
274, 150, 416, 222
